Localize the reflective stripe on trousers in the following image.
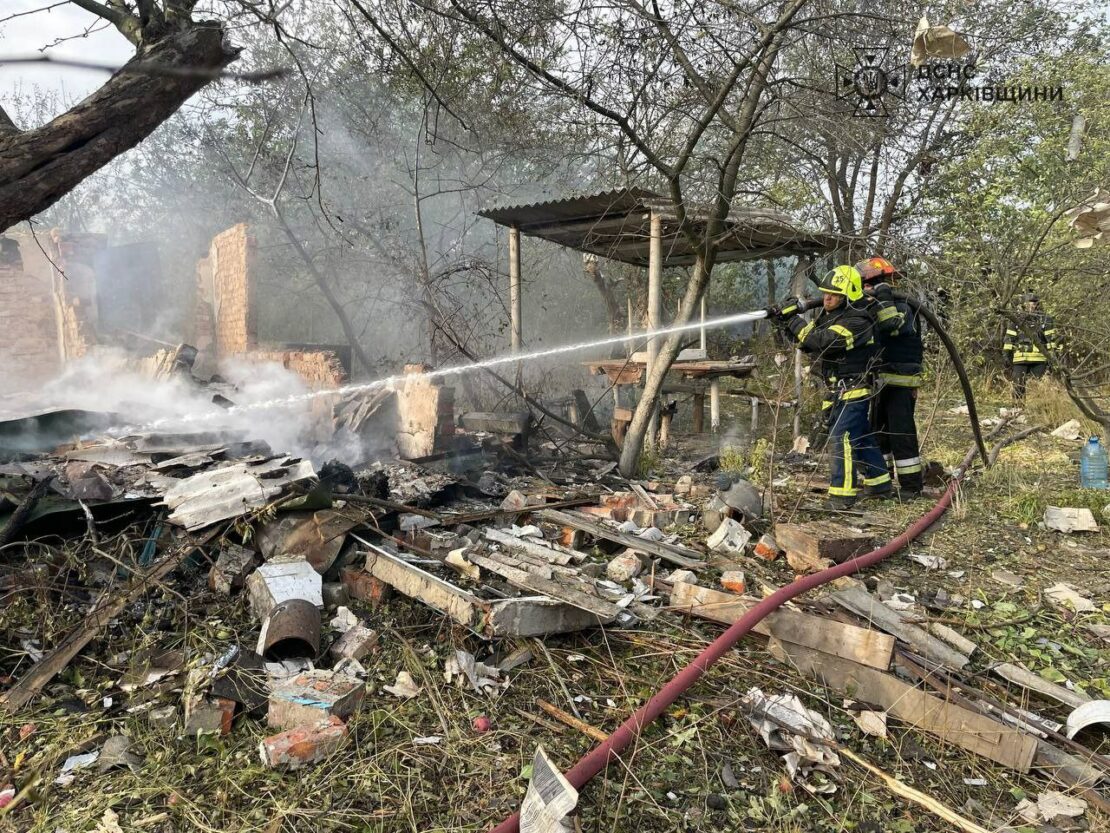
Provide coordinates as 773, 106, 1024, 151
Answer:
878, 372, 922, 388
828, 397, 891, 497
895, 456, 923, 474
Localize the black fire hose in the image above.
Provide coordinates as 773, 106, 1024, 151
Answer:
791, 293, 989, 468
901, 293, 989, 467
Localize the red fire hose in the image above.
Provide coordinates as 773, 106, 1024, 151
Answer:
490, 446, 979, 833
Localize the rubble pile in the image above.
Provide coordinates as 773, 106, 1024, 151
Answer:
1, 391, 1108, 831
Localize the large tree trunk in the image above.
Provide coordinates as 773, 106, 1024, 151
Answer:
0, 22, 238, 232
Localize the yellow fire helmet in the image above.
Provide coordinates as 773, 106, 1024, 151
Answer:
817, 265, 864, 302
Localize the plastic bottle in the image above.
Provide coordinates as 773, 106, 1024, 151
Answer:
1080, 436, 1108, 489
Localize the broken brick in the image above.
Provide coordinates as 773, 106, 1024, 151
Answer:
267, 670, 366, 730
753, 533, 780, 561
719, 570, 746, 594
340, 567, 391, 608
183, 696, 236, 736
606, 550, 643, 582
558, 527, 587, 549
500, 489, 542, 512
259, 716, 348, 769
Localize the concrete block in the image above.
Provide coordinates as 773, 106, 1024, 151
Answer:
246, 555, 322, 621
707, 518, 751, 554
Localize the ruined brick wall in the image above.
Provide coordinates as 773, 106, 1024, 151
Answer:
0, 260, 62, 388
243, 349, 349, 439
395, 364, 455, 459
197, 223, 255, 359
57, 297, 92, 360
46, 231, 103, 360
243, 349, 348, 390
0, 231, 101, 390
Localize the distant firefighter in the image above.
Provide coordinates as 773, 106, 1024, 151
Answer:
1003, 293, 1058, 402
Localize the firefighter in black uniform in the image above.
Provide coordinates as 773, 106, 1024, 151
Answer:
770, 266, 893, 509
856, 256, 925, 496
1003, 293, 1058, 402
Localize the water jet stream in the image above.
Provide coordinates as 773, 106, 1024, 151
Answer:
112, 308, 770, 435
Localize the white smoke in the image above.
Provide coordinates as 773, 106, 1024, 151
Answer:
35, 350, 322, 460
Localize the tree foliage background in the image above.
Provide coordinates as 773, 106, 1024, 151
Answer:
1, 0, 1107, 425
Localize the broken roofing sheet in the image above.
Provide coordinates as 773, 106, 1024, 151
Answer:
159, 456, 316, 530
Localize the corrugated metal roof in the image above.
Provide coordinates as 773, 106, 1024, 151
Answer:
477, 188, 839, 266
477, 187, 664, 229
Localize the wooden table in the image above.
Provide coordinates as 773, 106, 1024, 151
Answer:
582, 356, 756, 436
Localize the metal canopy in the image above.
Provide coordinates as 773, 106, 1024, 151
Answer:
478, 188, 839, 267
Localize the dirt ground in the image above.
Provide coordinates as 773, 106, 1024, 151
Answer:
1, 375, 1108, 833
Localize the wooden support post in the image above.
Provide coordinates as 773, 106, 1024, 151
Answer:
508, 223, 521, 390
508, 225, 521, 353
693, 393, 705, 433
699, 294, 707, 351
750, 396, 759, 434
611, 407, 632, 447
791, 256, 809, 438
626, 296, 633, 359
659, 407, 671, 449
710, 378, 721, 432
646, 211, 663, 445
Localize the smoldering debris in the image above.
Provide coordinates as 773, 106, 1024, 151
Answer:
2, 359, 1108, 833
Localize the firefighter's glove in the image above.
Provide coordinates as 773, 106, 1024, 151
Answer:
868, 282, 894, 303
768, 297, 802, 320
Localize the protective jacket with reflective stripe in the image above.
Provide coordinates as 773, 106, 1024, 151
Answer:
786, 299, 879, 387
876, 297, 924, 384
1003, 312, 1056, 364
